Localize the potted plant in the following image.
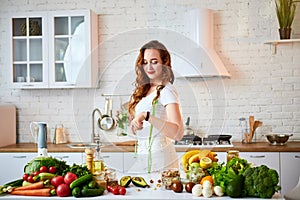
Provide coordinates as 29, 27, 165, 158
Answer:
275, 0, 299, 39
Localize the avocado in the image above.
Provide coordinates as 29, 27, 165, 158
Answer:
131, 176, 149, 188
119, 176, 132, 187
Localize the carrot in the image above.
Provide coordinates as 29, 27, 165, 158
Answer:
14, 181, 44, 191
10, 188, 52, 196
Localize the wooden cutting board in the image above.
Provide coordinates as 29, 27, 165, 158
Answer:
0, 105, 16, 147
113, 140, 136, 146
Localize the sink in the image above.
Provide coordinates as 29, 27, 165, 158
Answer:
67, 142, 111, 149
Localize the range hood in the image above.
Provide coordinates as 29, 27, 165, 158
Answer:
96, 9, 230, 80
172, 9, 230, 78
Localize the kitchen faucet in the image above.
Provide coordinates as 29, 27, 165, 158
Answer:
92, 108, 102, 143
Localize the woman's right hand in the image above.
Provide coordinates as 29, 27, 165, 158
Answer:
130, 112, 147, 134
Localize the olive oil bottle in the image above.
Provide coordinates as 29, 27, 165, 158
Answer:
93, 141, 104, 175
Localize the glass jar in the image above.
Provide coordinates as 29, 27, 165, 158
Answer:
105, 168, 118, 187
161, 168, 180, 190
94, 171, 107, 189
227, 150, 239, 163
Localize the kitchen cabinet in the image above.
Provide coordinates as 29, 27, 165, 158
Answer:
124, 152, 187, 174
124, 152, 191, 174
9, 10, 98, 89
279, 152, 300, 195
215, 152, 227, 163
0, 152, 83, 185
101, 152, 124, 173
48, 152, 83, 165
123, 152, 141, 173
10, 12, 48, 88
0, 153, 36, 185
239, 152, 280, 171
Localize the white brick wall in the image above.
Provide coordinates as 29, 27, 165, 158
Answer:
0, 0, 299, 143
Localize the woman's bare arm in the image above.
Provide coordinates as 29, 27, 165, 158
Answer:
149, 103, 184, 141
131, 103, 184, 141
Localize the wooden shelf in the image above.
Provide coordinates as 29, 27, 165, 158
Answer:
264, 39, 300, 54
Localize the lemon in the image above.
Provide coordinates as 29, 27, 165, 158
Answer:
200, 157, 212, 169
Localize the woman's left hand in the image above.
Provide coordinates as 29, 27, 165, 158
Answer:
130, 112, 146, 134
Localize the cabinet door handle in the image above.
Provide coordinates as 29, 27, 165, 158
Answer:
250, 155, 265, 158
295, 155, 300, 159
22, 84, 35, 87
102, 156, 110, 159
12, 156, 27, 159
56, 156, 69, 159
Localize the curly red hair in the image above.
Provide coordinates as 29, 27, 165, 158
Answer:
128, 40, 175, 116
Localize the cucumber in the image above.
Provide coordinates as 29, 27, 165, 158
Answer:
33, 172, 56, 181
88, 180, 96, 189
81, 187, 105, 197
71, 187, 81, 197
69, 174, 93, 189
3, 179, 23, 187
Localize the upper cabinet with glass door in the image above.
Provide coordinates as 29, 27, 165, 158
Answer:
48, 10, 99, 88
11, 13, 48, 88
10, 10, 98, 89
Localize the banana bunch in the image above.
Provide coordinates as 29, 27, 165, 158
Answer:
181, 149, 218, 171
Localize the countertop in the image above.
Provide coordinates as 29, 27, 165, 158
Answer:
0, 142, 290, 199
0, 171, 284, 199
0, 191, 284, 200
0, 142, 299, 153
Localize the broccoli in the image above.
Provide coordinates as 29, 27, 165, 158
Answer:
268, 168, 279, 185
242, 165, 281, 198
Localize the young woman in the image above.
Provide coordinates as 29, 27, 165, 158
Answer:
128, 40, 184, 173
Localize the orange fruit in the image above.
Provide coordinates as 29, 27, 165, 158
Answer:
200, 175, 214, 186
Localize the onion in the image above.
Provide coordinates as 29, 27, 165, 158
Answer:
192, 184, 202, 197
214, 186, 224, 196
202, 187, 213, 198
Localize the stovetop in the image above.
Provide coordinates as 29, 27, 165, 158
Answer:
174, 134, 234, 147
174, 143, 234, 148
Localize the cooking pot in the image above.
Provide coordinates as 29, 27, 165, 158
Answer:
98, 97, 115, 130
265, 134, 293, 145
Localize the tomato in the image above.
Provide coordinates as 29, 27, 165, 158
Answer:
48, 166, 57, 174
22, 173, 29, 181
27, 175, 35, 183
32, 171, 40, 176
111, 187, 119, 195
64, 172, 77, 186
56, 183, 71, 197
107, 185, 113, 192
39, 166, 48, 173
119, 186, 126, 195
51, 176, 65, 187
